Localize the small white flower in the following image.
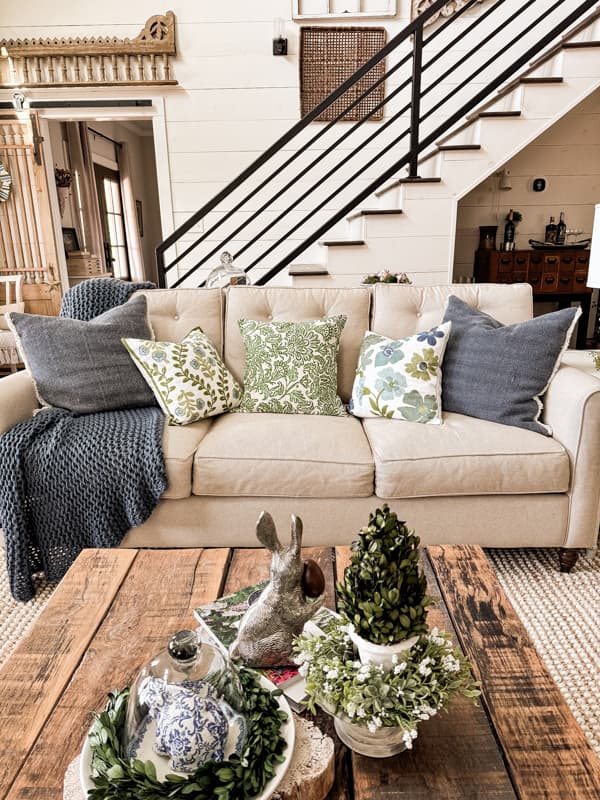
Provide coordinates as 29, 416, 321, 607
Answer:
367, 716, 382, 732
394, 661, 407, 675
418, 663, 432, 677
442, 655, 461, 673
357, 706, 366, 718
346, 702, 357, 718
428, 627, 446, 646
323, 682, 332, 693
402, 729, 418, 749
299, 662, 309, 677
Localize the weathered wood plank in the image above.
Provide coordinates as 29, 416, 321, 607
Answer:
428, 544, 600, 800
6, 548, 230, 800
336, 546, 517, 800
0, 548, 137, 798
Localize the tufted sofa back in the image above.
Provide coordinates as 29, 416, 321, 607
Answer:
136, 288, 225, 353
139, 283, 534, 403
370, 283, 533, 338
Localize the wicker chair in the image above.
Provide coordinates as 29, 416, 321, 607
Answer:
0, 275, 24, 373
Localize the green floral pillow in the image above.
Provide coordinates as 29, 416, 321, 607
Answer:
238, 315, 347, 416
350, 322, 451, 424
123, 327, 241, 425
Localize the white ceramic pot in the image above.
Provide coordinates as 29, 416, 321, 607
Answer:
348, 628, 419, 672
333, 716, 410, 757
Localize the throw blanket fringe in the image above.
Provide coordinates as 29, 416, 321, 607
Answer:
0, 278, 166, 601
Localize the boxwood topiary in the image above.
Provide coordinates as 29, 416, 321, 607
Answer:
336, 504, 432, 645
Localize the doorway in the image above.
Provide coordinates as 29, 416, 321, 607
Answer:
45, 116, 163, 290
94, 163, 130, 280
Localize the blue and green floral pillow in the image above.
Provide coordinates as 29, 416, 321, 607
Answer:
349, 323, 451, 424
123, 327, 241, 425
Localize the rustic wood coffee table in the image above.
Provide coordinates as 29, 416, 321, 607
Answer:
1, 545, 599, 799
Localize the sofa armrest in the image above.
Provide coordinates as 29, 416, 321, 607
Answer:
542, 364, 600, 548
0, 371, 39, 436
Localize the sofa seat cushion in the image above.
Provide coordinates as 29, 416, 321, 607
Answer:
363, 412, 569, 499
163, 419, 213, 499
192, 412, 374, 497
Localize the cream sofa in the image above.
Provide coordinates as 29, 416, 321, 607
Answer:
1, 283, 599, 570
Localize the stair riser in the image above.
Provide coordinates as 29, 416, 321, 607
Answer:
325, 236, 453, 274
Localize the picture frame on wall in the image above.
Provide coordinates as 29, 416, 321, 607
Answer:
62, 227, 80, 253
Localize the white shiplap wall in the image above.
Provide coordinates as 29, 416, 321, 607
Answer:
1, 0, 599, 285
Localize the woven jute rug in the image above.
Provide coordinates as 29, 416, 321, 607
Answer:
0, 544, 598, 757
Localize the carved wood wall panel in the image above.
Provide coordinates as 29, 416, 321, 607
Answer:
412, 0, 483, 27
0, 115, 61, 312
0, 11, 177, 88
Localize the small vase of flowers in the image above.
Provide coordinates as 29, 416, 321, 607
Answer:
294, 505, 479, 757
54, 167, 72, 218
362, 270, 412, 286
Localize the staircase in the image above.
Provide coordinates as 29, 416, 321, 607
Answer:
156, 0, 600, 289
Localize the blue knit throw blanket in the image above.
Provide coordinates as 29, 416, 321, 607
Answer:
0, 279, 167, 601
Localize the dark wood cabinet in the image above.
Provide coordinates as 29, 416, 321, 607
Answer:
474, 248, 592, 349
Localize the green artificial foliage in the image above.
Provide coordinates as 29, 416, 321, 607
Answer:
336, 504, 432, 645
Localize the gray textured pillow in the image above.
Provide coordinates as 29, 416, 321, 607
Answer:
7, 295, 156, 413
441, 295, 581, 435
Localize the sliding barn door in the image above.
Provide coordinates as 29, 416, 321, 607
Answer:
0, 113, 61, 314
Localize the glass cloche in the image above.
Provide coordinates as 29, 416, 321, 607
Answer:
205, 251, 250, 288
124, 630, 249, 777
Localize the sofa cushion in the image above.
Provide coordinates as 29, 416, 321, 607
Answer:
123, 328, 242, 425
192, 412, 374, 497
136, 288, 225, 355
224, 286, 370, 402
237, 315, 347, 416
7, 295, 156, 413
350, 323, 451, 424
441, 296, 580, 435
162, 419, 213, 499
370, 283, 533, 339
363, 412, 569, 498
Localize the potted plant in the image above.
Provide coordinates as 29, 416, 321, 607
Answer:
294, 504, 479, 757
336, 504, 431, 669
295, 619, 479, 757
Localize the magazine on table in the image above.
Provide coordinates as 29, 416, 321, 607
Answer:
194, 583, 339, 712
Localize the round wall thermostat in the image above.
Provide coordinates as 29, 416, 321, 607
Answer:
532, 177, 546, 192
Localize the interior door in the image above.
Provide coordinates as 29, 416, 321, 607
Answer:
94, 163, 130, 280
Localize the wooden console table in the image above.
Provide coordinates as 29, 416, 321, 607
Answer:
474, 247, 592, 348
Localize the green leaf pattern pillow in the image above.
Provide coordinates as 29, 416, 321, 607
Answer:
350, 322, 451, 424
123, 327, 241, 425
238, 315, 347, 416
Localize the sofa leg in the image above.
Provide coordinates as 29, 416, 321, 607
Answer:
558, 549, 579, 573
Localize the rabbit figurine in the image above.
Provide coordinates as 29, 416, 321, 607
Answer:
229, 512, 324, 667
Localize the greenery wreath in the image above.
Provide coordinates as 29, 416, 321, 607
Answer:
87, 669, 288, 800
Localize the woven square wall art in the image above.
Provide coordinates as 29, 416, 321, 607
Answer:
300, 27, 387, 122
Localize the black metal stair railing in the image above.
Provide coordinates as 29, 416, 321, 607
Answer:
156, 0, 599, 288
